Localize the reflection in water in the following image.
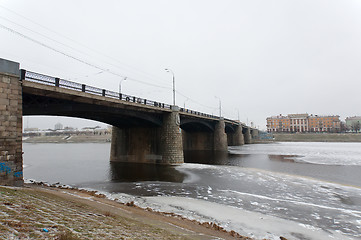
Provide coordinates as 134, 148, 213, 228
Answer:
184, 150, 229, 165
109, 150, 239, 183
184, 150, 299, 166
110, 162, 185, 182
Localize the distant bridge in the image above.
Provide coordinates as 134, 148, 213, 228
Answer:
0, 58, 259, 186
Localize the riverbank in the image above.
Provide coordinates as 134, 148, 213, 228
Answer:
0, 184, 251, 240
273, 133, 361, 142
23, 134, 111, 143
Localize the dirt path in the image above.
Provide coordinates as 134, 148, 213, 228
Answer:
0, 184, 251, 239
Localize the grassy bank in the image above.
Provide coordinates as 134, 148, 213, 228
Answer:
0, 185, 250, 240
273, 133, 361, 142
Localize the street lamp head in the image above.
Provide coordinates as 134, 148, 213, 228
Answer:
165, 68, 174, 74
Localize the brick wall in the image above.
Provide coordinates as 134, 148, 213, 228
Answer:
0, 60, 23, 186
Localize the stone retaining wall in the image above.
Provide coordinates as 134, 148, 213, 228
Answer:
0, 59, 23, 186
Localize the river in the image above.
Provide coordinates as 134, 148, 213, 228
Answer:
23, 142, 361, 240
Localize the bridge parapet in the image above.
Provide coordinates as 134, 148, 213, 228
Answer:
21, 70, 172, 111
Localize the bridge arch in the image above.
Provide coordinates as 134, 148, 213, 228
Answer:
225, 124, 236, 133
179, 118, 214, 132
23, 93, 163, 128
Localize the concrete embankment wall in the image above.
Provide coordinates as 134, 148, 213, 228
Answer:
273, 133, 361, 142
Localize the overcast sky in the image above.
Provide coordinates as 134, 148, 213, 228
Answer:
1, 0, 361, 130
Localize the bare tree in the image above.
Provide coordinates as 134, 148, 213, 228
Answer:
351, 121, 361, 133
340, 121, 347, 133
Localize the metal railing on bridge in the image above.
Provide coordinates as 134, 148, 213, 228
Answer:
21, 70, 172, 109
20, 69, 223, 121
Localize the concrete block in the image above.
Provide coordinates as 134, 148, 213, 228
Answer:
1, 76, 10, 84
0, 92, 8, 99
0, 81, 7, 88
8, 116, 17, 121
11, 89, 19, 95
9, 100, 18, 106
0, 98, 9, 105
0, 58, 20, 76
9, 83, 20, 90
8, 94, 19, 100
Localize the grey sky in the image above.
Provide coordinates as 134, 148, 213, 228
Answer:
1, 0, 361, 130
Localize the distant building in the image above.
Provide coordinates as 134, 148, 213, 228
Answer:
267, 114, 340, 133
288, 114, 309, 133
266, 114, 290, 132
308, 115, 340, 133
54, 123, 63, 130
345, 116, 361, 132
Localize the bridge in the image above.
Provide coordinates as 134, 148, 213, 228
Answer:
0, 58, 259, 186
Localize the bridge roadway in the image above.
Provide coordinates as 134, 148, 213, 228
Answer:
0, 58, 259, 186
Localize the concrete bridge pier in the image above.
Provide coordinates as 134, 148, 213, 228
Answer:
182, 131, 213, 151
159, 109, 184, 164
110, 109, 184, 164
243, 127, 252, 144
251, 129, 259, 141
213, 118, 228, 151
182, 118, 229, 152
0, 59, 23, 186
230, 125, 245, 146
110, 126, 161, 163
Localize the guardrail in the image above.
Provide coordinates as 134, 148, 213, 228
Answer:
19, 69, 226, 121
21, 69, 172, 110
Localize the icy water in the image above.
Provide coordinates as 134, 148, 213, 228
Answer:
23, 142, 361, 240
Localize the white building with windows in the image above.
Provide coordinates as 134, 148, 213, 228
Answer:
288, 114, 309, 132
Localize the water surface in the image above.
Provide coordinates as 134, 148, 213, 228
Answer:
23, 142, 361, 240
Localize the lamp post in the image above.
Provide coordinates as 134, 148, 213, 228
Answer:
235, 108, 240, 121
183, 98, 190, 109
215, 96, 222, 118
165, 68, 175, 106
119, 77, 127, 93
